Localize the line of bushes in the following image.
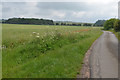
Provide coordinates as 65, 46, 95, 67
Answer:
104, 18, 120, 32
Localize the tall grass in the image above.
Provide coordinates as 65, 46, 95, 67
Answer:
108, 30, 120, 40
2, 24, 102, 78
0, 23, 2, 79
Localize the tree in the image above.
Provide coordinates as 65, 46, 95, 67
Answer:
94, 20, 106, 27
78, 23, 81, 26
114, 19, 120, 32
104, 18, 116, 30
55, 23, 59, 25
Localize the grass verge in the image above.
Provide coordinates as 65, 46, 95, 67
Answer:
108, 30, 120, 40
2, 24, 102, 78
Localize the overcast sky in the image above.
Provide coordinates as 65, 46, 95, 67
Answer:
1, 0, 119, 23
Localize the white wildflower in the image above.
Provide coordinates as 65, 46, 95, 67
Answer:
36, 36, 40, 38
32, 32, 36, 34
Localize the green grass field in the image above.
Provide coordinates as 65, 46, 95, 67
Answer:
2, 24, 102, 78
0, 23, 2, 79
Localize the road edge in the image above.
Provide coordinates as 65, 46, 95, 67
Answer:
77, 35, 101, 78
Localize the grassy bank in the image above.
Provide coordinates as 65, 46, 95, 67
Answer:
0, 23, 2, 79
2, 24, 102, 78
108, 30, 120, 40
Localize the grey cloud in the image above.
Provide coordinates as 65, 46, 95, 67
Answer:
2, 7, 11, 12
2, 2, 37, 18
2, 2, 27, 13
2, 2, 118, 23
36, 2, 95, 12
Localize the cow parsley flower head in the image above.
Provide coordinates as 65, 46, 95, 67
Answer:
36, 36, 40, 38
33, 32, 36, 34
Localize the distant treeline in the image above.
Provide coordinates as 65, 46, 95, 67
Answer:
2, 18, 54, 25
55, 20, 106, 27
2, 18, 93, 26
55, 22, 93, 26
1, 18, 106, 27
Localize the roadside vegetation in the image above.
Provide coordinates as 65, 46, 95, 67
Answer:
2, 24, 102, 78
103, 18, 120, 40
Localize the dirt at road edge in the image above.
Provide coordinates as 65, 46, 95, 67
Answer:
77, 38, 100, 78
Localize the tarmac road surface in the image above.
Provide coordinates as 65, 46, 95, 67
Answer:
90, 31, 118, 78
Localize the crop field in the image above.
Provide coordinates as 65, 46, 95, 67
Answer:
2, 24, 102, 78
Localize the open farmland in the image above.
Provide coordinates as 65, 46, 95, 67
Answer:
2, 24, 102, 78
